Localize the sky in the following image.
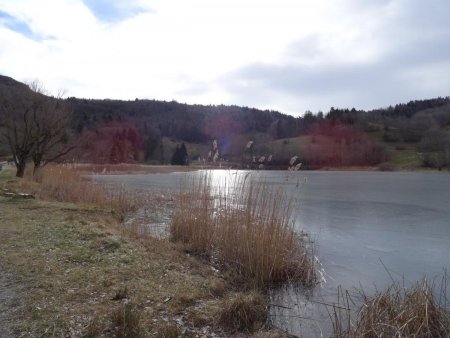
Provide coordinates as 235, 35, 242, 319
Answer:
0, 0, 449, 116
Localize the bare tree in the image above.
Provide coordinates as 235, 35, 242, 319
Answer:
0, 85, 37, 177
0, 80, 74, 177
28, 82, 74, 173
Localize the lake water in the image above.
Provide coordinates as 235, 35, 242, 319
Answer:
94, 170, 450, 336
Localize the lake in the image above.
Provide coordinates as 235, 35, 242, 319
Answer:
94, 170, 450, 336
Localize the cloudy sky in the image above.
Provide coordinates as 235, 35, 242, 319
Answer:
0, 0, 449, 115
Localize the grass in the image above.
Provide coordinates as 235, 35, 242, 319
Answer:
332, 279, 450, 337
170, 172, 316, 290
267, 130, 426, 171
268, 135, 313, 162
0, 194, 231, 336
112, 303, 144, 338
0, 167, 14, 183
0, 165, 290, 336
5, 165, 140, 220
74, 162, 199, 174
388, 145, 422, 169
365, 130, 425, 170
218, 291, 267, 333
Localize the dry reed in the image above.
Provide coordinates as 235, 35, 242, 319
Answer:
74, 163, 146, 173
73, 163, 196, 174
170, 172, 316, 290
34, 165, 138, 219
332, 278, 450, 337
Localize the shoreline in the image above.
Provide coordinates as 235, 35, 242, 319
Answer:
0, 168, 294, 337
2, 162, 447, 176
74, 163, 449, 174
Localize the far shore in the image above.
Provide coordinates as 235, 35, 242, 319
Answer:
72, 162, 449, 174
1, 161, 448, 177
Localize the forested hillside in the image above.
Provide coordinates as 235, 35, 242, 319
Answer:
67, 96, 450, 169
1, 75, 449, 169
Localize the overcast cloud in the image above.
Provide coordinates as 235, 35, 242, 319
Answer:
0, 0, 449, 115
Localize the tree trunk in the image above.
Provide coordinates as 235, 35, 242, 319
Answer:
16, 161, 26, 178
32, 152, 43, 176
33, 162, 41, 175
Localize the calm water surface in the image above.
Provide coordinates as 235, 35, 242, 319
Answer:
95, 170, 450, 336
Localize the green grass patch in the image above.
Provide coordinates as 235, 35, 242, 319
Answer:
389, 146, 422, 169
0, 167, 15, 184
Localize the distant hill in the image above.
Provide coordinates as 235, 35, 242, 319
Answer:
1, 74, 449, 169
0, 75, 29, 91
66, 96, 450, 170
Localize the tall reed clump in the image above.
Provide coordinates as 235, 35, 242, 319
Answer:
171, 173, 216, 255
332, 278, 450, 337
170, 172, 316, 290
34, 165, 137, 219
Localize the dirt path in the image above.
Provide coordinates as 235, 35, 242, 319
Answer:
0, 265, 22, 337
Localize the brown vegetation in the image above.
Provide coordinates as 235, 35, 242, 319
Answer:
218, 291, 267, 333
112, 303, 144, 338
0, 166, 288, 336
332, 279, 450, 337
0, 174, 224, 336
74, 162, 198, 174
33, 165, 137, 220
170, 172, 316, 289
72, 122, 144, 164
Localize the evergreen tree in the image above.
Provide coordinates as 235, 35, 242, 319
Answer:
170, 143, 188, 165
171, 145, 181, 165
180, 143, 188, 165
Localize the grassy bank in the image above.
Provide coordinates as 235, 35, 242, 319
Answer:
0, 167, 293, 337
0, 196, 225, 336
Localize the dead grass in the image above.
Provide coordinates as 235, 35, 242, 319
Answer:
170, 172, 316, 290
332, 279, 450, 337
171, 174, 215, 255
0, 195, 234, 337
112, 287, 129, 301
74, 163, 198, 174
112, 303, 144, 338
218, 291, 268, 333
83, 317, 103, 338
6, 165, 139, 220
0, 165, 313, 336
153, 321, 182, 337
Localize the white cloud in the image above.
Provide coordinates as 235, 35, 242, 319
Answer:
0, 0, 449, 115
